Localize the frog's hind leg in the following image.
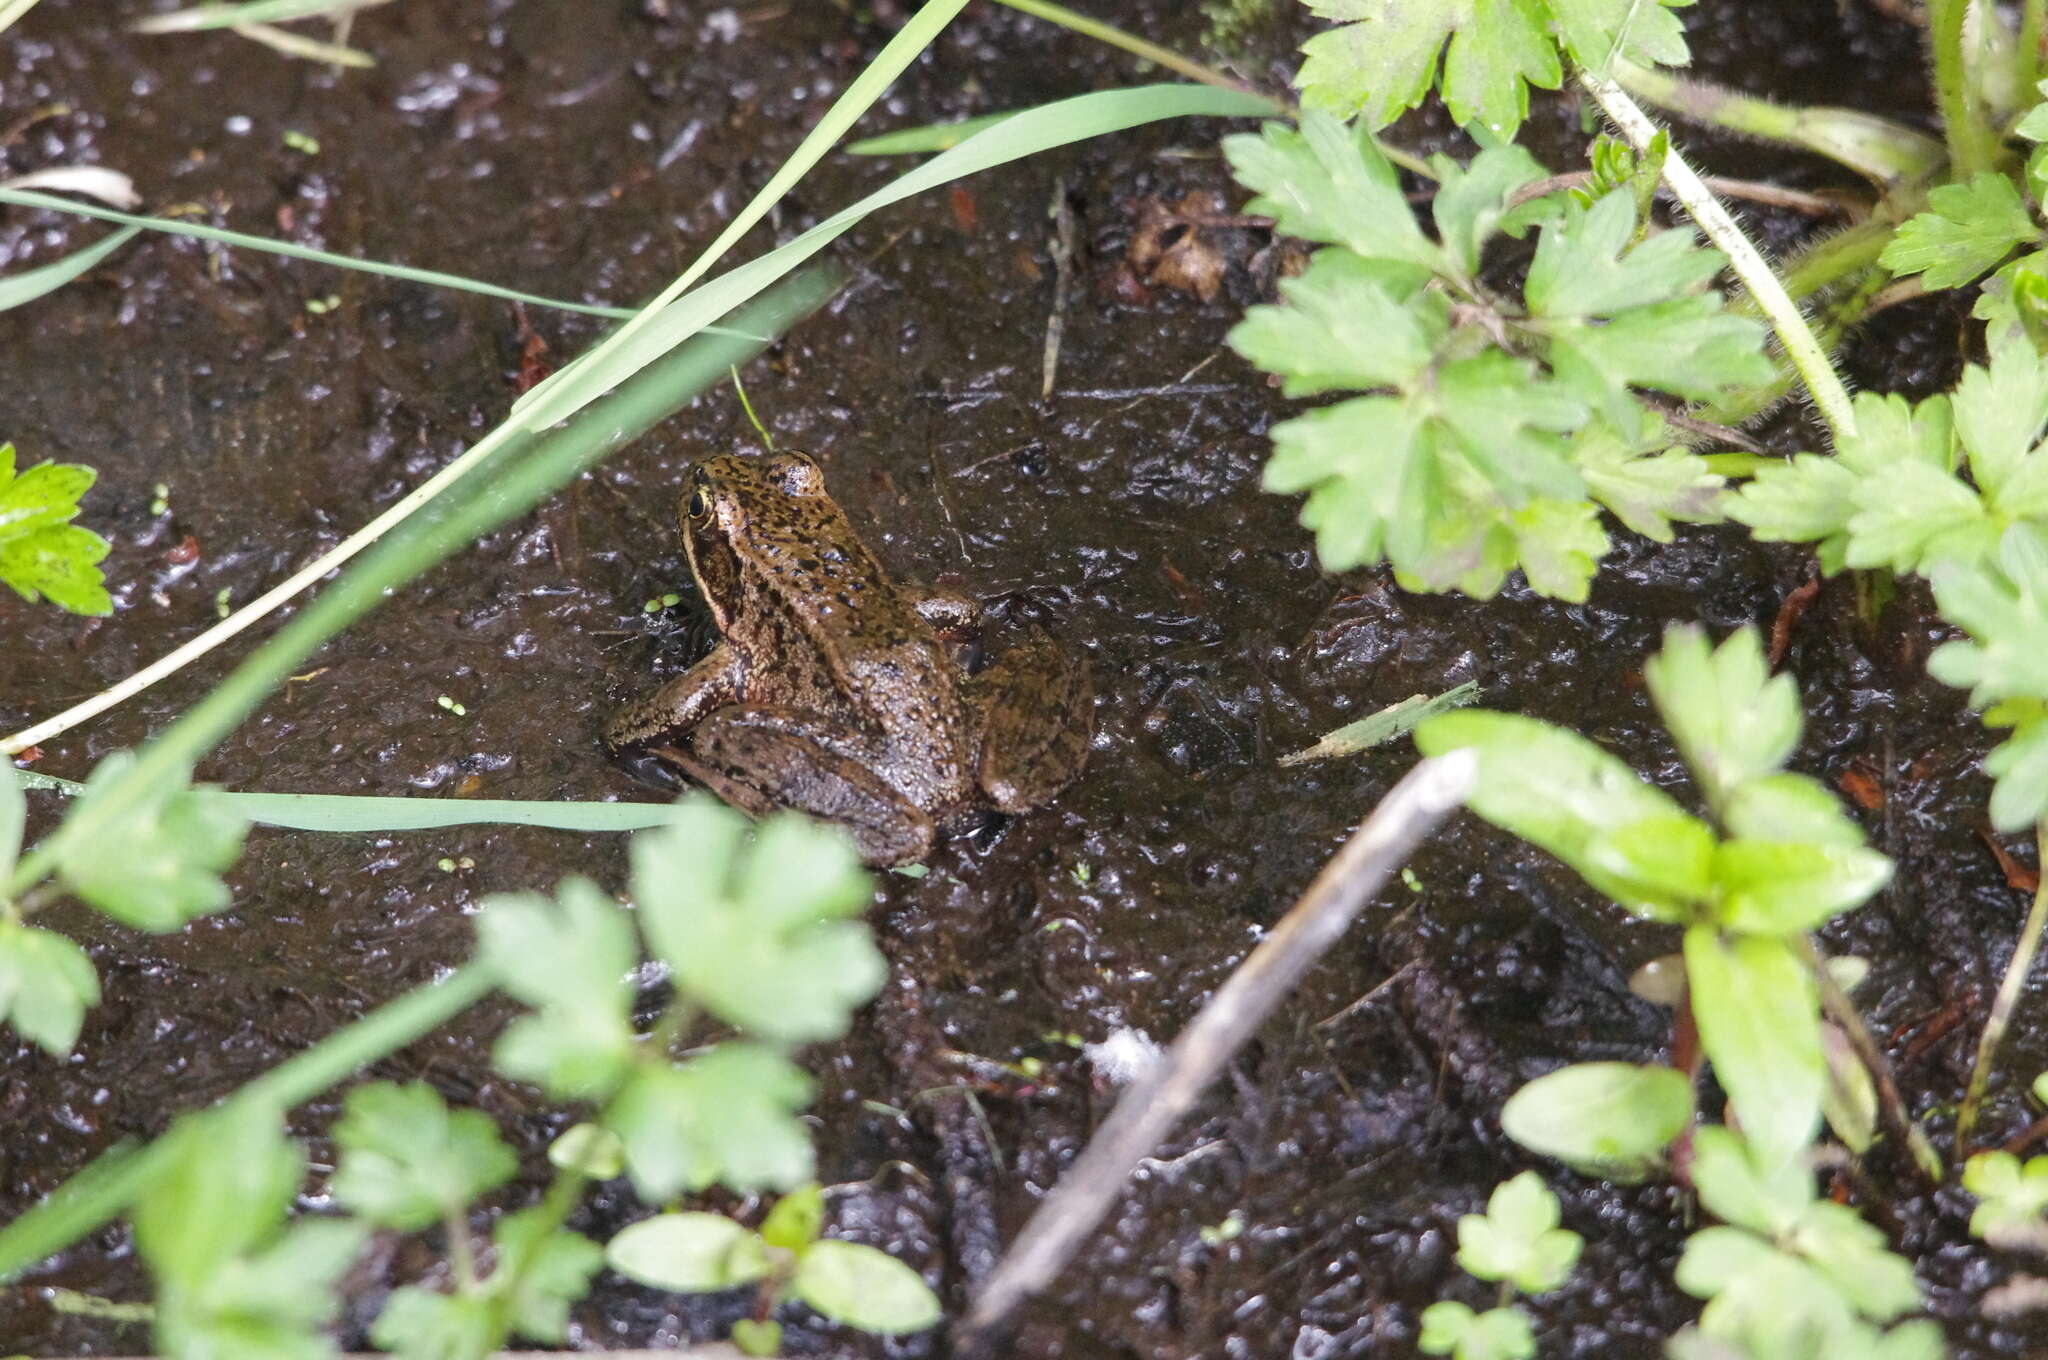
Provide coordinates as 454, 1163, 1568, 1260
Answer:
669, 706, 937, 866
971, 631, 1095, 814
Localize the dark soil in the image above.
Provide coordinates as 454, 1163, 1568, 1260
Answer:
0, 1, 2040, 1356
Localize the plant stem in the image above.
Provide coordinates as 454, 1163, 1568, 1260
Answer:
1930, 0, 2004, 177
1802, 937, 1943, 1183
1579, 71, 1860, 441
992, 0, 1259, 98
1957, 822, 2048, 1156
1612, 57, 1946, 188
0, 962, 494, 1283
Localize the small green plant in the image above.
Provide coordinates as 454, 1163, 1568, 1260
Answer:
1419, 1172, 1582, 1360
0, 441, 111, 615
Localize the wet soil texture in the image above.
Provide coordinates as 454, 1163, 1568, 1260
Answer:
0, 1, 2040, 1356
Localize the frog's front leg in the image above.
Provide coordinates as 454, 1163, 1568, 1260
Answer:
971, 631, 1095, 813
604, 644, 745, 750
665, 705, 936, 866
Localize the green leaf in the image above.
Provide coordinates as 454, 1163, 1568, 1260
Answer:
1228, 250, 1442, 397
631, 800, 883, 1044
1549, 0, 1694, 72
1842, 459, 1994, 574
1523, 195, 1771, 435
1415, 710, 1709, 918
1721, 772, 1868, 847
1454, 1171, 1583, 1294
1643, 624, 1800, 813
0, 224, 141, 314
1221, 112, 1439, 274
1498, 1062, 1693, 1182
789, 1239, 942, 1335
1929, 527, 2048, 710
1952, 339, 2048, 502
156, 1218, 365, 1360
604, 1212, 772, 1293
1963, 1149, 2048, 1238
1726, 454, 1862, 569
490, 1207, 601, 1343
547, 1123, 625, 1180
1429, 142, 1553, 278
370, 1286, 496, 1360
0, 444, 112, 615
1712, 839, 1893, 934
132, 1106, 303, 1291
330, 1082, 517, 1232
605, 1043, 816, 1199
0, 920, 99, 1056
1789, 1200, 1923, 1322
55, 753, 249, 930
1506, 497, 1608, 601
1688, 1125, 1813, 1238
1879, 172, 2039, 291
1418, 1300, 1538, 1360
1684, 927, 1823, 1169
1574, 429, 1723, 542
1296, 0, 1560, 139
1982, 708, 2048, 831
476, 880, 638, 1099
760, 1184, 824, 1252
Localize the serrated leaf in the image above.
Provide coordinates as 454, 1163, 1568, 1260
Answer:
605, 1212, 772, 1293
1843, 459, 1993, 574
1722, 772, 1867, 847
1526, 193, 1725, 318
1221, 112, 1439, 273
55, 753, 249, 931
1227, 250, 1443, 396
1499, 1062, 1692, 1182
1575, 431, 1723, 542
330, 1082, 517, 1232
1685, 927, 1823, 1170
632, 800, 883, 1044
1726, 454, 1861, 567
1298, 0, 1561, 138
1984, 712, 2048, 830
1506, 496, 1608, 601
1953, 339, 2048, 501
1430, 142, 1553, 278
476, 880, 638, 1099
790, 1239, 942, 1335
1879, 172, 2039, 291
1546, 297, 1774, 437
1643, 624, 1800, 812
0, 446, 112, 615
1550, 0, 1694, 72
1928, 529, 2048, 708
0, 920, 100, 1056
606, 1043, 816, 1199
1415, 710, 1708, 914
370, 1286, 496, 1360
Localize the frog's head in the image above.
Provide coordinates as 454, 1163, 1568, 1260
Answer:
679, 450, 830, 629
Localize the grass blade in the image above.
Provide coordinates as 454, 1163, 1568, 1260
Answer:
510, 0, 974, 428
516, 83, 1274, 434
849, 112, 1019, 155
0, 187, 641, 320
16, 770, 676, 833
0, 225, 140, 312
230, 20, 374, 66
0, 0, 40, 37
132, 0, 388, 34
7, 266, 838, 896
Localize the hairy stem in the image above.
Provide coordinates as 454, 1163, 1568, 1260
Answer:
1580, 72, 1859, 440
1930, 0, 2003, 177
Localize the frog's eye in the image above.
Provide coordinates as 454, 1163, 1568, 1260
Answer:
687, 489, 710, 521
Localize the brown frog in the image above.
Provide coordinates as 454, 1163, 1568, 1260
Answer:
605, 449, 1094, 865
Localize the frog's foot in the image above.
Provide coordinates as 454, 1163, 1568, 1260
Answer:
605, 645, 744, 751
669, 706, 937, 867
972, 631, 1095, 814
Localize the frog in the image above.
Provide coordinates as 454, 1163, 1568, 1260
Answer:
605, 449, 1094, 866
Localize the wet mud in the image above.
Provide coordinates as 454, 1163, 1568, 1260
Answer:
0, 1, 2041, 1355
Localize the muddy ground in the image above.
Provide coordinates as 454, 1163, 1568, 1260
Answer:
1, 1, 2041, 1356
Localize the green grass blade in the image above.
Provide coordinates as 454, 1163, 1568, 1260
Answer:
132, 0, 387, 33
0, 224, 140, 312
8, 267, 838, 897
516, 82, 1273, 434
511, 0, 973, 428
0, 962, 493, 1285
17, 770, 675, 832
0, 188, 642, 320
850, 112, 1019, 155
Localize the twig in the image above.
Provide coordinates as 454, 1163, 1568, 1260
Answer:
1958, 822, 2048, 1156
953, 753, 1476, 1350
